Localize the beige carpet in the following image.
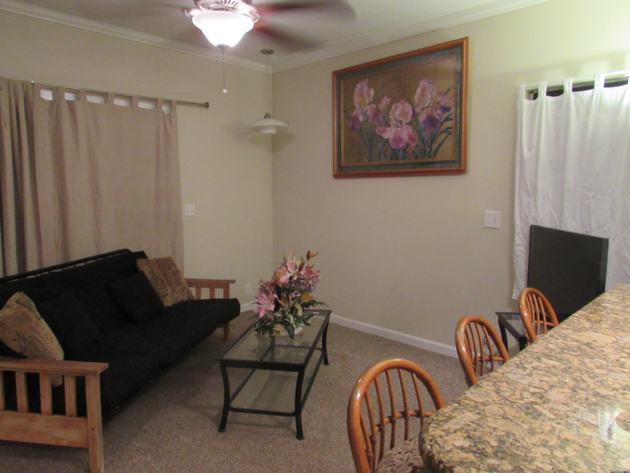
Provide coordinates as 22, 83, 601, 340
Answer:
0, 313, 468, 473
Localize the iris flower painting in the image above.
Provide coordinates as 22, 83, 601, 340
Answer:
333, 38, 467, 178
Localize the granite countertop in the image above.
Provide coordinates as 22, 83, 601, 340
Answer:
420, 284, 630, 473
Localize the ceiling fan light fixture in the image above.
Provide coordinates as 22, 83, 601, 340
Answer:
251, 113, 288, 135
192, 10, 254, 48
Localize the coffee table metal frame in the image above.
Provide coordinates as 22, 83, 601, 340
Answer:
217, 309, 331, 440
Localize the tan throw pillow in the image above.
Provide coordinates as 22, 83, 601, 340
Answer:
0, 292, 64, 386
137, 257, 194, 307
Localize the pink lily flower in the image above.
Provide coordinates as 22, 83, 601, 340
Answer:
254, 290, 276, 317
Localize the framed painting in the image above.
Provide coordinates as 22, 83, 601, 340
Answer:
333, 37, 468, 178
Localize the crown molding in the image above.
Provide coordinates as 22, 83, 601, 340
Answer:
272, 0, 549, 71
0, 0, 267, 72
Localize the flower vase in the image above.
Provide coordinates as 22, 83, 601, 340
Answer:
273, 325, 303, 337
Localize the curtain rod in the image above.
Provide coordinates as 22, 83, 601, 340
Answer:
523, 70, 629, 92
34, 81, 209, 109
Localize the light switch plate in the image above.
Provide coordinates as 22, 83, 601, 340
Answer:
484, 211, 501, 229
184, 204, 196, 216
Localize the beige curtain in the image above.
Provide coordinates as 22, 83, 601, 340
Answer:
0, 79, 41, 276
0, 79, 183, 277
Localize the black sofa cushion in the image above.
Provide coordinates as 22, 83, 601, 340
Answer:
89, 352, 165, 413
37, 291, 102, 360
83, 297, 241, 370
58, 251, 148, 332
82, 322, 170, 365
109, 271, 165, 323
0, 272, 67, 309
140, 298, 241, 364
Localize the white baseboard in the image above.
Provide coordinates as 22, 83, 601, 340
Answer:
330, 313, 457, 359
239, 301, 258, 312
238, 304, 457, 358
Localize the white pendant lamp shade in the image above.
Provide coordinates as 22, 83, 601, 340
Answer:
251, 49, 288, 135
192, 10, 254, 48
251, 113, 288, 135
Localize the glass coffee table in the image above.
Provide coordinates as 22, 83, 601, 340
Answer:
217, 309, 331, 440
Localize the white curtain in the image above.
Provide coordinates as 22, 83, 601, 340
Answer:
513, 72, 630, 298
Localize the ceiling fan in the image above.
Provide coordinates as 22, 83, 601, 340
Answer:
185, 0, 355, 50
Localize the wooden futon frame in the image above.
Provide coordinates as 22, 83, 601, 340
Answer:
0, 251, 234, 473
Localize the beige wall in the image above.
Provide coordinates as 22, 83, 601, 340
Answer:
272, 0, 630, 349
0, 10, 274, 302
2, 0, 629, 350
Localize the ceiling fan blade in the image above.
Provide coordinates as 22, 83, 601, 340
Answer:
70, 2, 186, 21
252, 23, 321, 51
250, 0, 356, 19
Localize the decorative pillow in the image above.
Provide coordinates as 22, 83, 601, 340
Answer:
37, 291, 101, 359
137, 257, 194, 307
0, 292, 64, 386
109, 271, 165, 323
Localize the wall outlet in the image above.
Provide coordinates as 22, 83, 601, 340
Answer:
245, 283, 252, 294
483, 210, 501, 229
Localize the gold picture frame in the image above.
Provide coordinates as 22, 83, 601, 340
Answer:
333, 37, 468, 178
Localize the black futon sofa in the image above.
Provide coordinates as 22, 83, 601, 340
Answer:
0, 249, 240, 473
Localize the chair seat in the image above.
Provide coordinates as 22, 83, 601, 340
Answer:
375, 437, 433, 473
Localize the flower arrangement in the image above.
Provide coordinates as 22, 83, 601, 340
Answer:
350, 77, 453, 162
253, 250, 326, 339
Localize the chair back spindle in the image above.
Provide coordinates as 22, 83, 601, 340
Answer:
518, 287, 559, 343
455, 315, 509, 387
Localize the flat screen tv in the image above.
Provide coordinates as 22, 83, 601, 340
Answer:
527, 225, 609, 320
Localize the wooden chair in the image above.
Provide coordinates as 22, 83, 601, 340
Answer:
347, 358, 445, 473
455, 315, 509, 387
518, 287, 560, 343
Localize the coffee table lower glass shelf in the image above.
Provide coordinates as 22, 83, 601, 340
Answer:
217, 309, 331, 440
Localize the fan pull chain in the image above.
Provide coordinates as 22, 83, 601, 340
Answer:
221, 46, 228, 94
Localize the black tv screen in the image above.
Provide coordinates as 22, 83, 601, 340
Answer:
527, 225, 609, 320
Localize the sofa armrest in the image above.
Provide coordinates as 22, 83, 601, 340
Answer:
185, 278, 236, 341
0, 356, 108, 473
185, 278, 236, 299
0, 356, 108, 377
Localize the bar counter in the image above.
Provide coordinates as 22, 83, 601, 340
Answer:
420, 284, 630, 472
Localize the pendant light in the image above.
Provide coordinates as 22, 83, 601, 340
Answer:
251, 49, 288, 135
